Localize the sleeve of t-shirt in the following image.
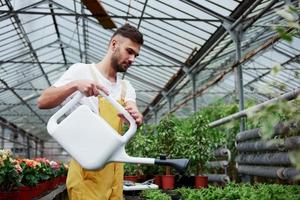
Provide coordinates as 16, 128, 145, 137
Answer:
53, 63, 83, 87
124, 80, 136, 103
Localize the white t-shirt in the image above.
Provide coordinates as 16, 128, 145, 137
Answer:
53, 63, 136, 115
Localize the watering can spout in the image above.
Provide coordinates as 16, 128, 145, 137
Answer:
154, 159, 189, 174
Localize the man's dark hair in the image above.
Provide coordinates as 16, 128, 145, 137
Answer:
112, 23, 143, 45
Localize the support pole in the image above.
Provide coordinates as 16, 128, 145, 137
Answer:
1, 125, 3, 149
191, 74, 197, 112
223, 22, 245, 131
162, 91, 173, 113
26, 136, 30, 158
35, 139, 38, 157
150, 107, 158, 125
167, 95, 173, 113
223, 20, 248, 182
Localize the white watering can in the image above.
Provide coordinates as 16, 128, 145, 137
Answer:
47, 91, 189, 172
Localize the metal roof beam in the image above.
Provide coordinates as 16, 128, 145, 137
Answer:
81, 3, 88, 63
0, 10, 221, 22
73, 0, 83, 62
49, 3, 67, 65
223, 53, 300, 101
0, 40, 59, 66
0, 60, 73, 65
142, 0, 278, 118
0, 0, 45, 21
5, 0, 51, 86
0, 79, 46, 124
169, 29, 294, 114
137, 0, 148, 29
47, 0, 190, 68
125, 72, 162, 90
180, 0, 234, 22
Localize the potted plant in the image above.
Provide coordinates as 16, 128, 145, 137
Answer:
186, 113, 223, 188
57, 162, 68, 184
124, 126, 147, 182
35, 157, 53, 191
156, 115, 181, 190
18, 158, 40, 199
0, 149, 21, 199
141, 126, 164, 186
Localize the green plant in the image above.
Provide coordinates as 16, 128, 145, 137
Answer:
0, 149, 21, 191
125, 125, 149, 176
141, 189, 171, 200
174, 183, 300, 200
34, 158, 53, 182
18, 159, 39, 187
156, 115, 181, 175
187, 113, 224, 175
57, 162, 68, 177
195, 102, 241, 159
267, 4, 300, 171
50, 160, 61, 178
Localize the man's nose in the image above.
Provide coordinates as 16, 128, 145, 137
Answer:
128, 54, 135, 63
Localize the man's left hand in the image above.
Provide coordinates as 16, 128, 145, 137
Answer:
119, 101, 143, 126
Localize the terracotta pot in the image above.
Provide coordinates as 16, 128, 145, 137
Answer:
124, 175, 139, 183
195, 175, 208, 188
154, 175, 162, 188
0, 190, 19, 200
161, 175, 175, 190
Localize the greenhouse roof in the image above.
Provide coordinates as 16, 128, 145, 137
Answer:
0, 0, 299, 140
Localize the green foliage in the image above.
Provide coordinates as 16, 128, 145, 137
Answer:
194, 101, 242, 160
156, 115, 181, 158
275, 5, 300, 42
36, 162, 53, 182
172, 183, 300, 200
275, 26, 293, 42
141, 189, 171, 200
19, 162, 39, 187
125, 124, 159, 175
59, 162, 68, 177
0, 150, 21, 191
248, 99, 300, 140
124, 163, 137, 176
272, 3, 300, 171
179, 113, 223, 174
156, 114, 183, 175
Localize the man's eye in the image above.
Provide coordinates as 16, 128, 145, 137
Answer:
127, 49, 133, 54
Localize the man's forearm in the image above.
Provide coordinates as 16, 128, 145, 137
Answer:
37, 82, 78, 109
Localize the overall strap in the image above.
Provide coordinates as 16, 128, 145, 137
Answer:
89, 64, 126, 101
120, 80, 126, 101
89, 64, 98, 83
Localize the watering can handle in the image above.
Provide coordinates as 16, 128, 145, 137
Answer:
98, 90, 137, 143
47, 92, 84, 134
47, 91, 137, 143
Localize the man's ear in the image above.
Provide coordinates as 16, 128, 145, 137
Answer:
111, 38, 118, 52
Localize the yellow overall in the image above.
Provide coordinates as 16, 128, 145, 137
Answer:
66, 96, 125, 200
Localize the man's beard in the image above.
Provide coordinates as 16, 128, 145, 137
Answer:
111, 48, 128, 73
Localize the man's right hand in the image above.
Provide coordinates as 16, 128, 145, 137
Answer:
75, 80, 109, 97
37, 80, 108, 109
